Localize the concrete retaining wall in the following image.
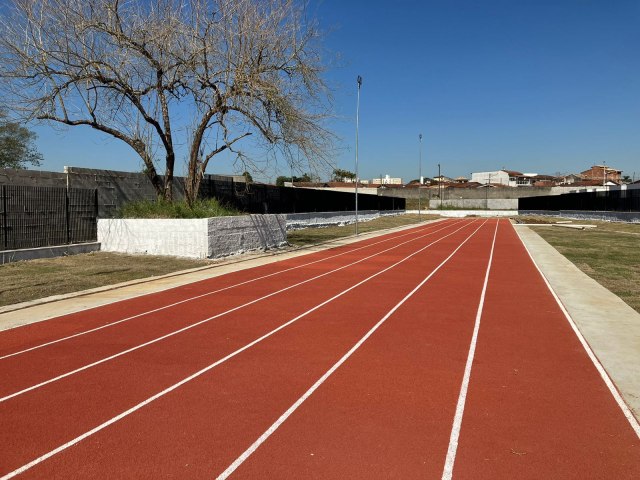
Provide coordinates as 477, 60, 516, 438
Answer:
285, 210, 380, 230
98, 214, 288, 259
430, 210, 517, 218
207, 215, 287, 258
379, 185, 582, 201
98, 218, 208, 258
429, 198, 518, 210
284, 210, 386, 230
0, 242, 101, 264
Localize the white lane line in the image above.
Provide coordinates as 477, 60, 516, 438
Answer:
0, 219, 459, 361
0, 222, 485, 480
0, 221, 473, 403
215, 220, 490, 480
441, 219, 499, 480
516, 226, 640, 439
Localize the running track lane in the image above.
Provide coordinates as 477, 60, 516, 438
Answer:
0, 220, 483, 477
446, 220, 640, 479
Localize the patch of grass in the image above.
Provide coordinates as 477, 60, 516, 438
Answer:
524, 216, 640, 313
0, 252, 211, 307
118, 198, 241, 218
287, 214, 439, 246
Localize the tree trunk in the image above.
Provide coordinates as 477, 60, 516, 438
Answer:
185, 165, 203, 207
163, 150, 175, 202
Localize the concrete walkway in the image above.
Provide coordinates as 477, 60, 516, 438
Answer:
516, 225, 640, 421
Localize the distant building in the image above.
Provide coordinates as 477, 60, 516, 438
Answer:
370, 174, 403, 185
559, 173, 584, 185
433, 175, 454, 183
471, 170, 539, 187
580, 165, 622, 184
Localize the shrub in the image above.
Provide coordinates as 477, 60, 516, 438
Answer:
118, 198, 242, 219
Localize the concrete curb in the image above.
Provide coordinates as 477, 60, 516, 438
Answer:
1, 242, 101, 264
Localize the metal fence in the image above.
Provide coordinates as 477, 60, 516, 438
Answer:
519, 188, 640, 212
0, 185, 98, 251
199, 178, 405, 213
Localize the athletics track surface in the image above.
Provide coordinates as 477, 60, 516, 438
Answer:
1, 218, 639, 479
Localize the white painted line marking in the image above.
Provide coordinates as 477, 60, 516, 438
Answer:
216, 221, 490, 479
0, 220, 458, 360
516, 226, 640, 439
0, 221, 485, 479
0, 221, 472, 403
441, 219, 499, 480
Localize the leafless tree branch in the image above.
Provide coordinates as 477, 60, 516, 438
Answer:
0, 0, 334, 204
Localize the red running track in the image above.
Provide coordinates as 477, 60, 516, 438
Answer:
1, 218, 639, 479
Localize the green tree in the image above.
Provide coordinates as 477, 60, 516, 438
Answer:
332, 168, 356, 182
0, 109, 42, 169
275, 173, 311, 186
242, 171, 254, 183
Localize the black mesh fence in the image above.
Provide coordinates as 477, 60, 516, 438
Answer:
519, 189, 640, 212
0, 185, 98, 251
199, 178, 404, 213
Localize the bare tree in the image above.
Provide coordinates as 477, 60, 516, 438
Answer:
0, 0, 333, 203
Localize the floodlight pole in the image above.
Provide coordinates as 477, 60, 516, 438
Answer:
438, 163, 441, 209
355, 75, 362, 235
418, 134, 423, 217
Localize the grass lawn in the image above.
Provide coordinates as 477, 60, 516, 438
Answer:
517, 216, 640, 313
0, 253, 212, 308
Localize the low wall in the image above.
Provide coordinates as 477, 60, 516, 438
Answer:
98, 214, 287, 259
520, 210, 640, 223
429, 198, 518, 210
284, 210, 399, 230
207, 215, 287, 257
430, 210, 516, 218
0, 242, 100, 264
379, 185, 582, 201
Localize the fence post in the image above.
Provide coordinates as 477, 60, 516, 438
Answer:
2, 185, 7, 250
65, 188, 71, 244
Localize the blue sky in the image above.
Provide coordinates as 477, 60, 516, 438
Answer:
32, 0, 640, 182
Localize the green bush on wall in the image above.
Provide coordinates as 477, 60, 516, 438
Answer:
118, 199, 241, 219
